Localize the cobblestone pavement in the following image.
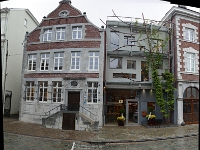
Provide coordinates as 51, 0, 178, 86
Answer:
3, 116, 199, 142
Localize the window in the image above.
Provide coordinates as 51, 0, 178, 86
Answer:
127, 60, 136, 69
185, 28, 194, 41
72, 26, 82, 39
89, 52, 99, 70
24, 19, 27, 27
124, 36, 135, 46
25, 81, 34, 101
113, 73, 136, 79
38, 82, 48, 102
40, 53, 50, 71
110, 32, 119, 50
147, 102, 156, 111
186, 53, 195, 72
71, 52, 80, 70
56, 27, 65, 40
110, 57, 122, 69
87, 82, 98, 103
28, 54, 37, 71
43, 29, 52, 41
52, 81, 62, 103
54, 52, 64, 71
151, 39, 163, 53
141, 61, 149, 81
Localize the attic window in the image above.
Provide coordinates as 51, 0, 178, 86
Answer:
59, 10, 69, 17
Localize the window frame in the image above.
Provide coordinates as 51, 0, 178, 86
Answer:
53, 52, 64, 71
110, 31, 119, 50
25, 81, 34, 101
56, 27, 65, 40
87, 82, 98, 104
38, 81, 48, 102
186, 53, 195, 72
124, 36, 135, 46
110, 57, 122, 69
70, 52, 80, 70
72, 26, 82, 39
88, 52, 99, 71
127, 60, 136, 69
52, 81, 62, 103
185, 28, 194, 41
43, 28, 52, 41
147, 102, 156, 111
28, 54, 37, 71
40, 53, 50, 71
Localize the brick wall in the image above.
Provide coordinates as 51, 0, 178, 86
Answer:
47, 3, 81, 18
24, 73, 99, 78
27, 41, 101, 51
181, 74, 199, 81
27, 30, 40, 43
85, 25, 101, 38
39, 17, 88, 27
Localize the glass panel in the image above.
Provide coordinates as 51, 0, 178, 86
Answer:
191, 87, 197, 98
187, 87, 191, 98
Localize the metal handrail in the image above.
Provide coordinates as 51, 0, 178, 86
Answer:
79, 105, 98, 121
44, 104, 61, 116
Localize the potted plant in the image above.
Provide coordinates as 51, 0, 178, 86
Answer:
119, 108, 125, 115
117, 115, 126, 126
146, 113, 156, 125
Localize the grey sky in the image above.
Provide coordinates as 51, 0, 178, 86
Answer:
1, 0, 199, 27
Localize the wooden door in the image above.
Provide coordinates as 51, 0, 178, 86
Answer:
68, 92, 80, 111
62, 113, 76, 130
183, 99, 199, 124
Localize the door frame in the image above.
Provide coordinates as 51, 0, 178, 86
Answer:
125, 98, 139, 125
183, 98, 199, 124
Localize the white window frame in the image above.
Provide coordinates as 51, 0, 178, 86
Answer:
28, 54, 37, 71
40, 53, 50, 71
53, 52, 64, 71
186, 53, 195, 72
110, 57, 122, 69
89, 52, 99, 71
185, 28, 194, 41
72, 26, 82, 39
56, 27, 65, 40
43, 29, 52, 41
25, 81, 34, 101
38, 82, 48, 102
87, 82, 98, 103
52, 81, 62, 103
71, 52, 80, 70
24, 19, 27, 27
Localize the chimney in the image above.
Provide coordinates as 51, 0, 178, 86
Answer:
59, 0, 71, 4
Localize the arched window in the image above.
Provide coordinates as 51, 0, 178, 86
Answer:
183, 87, 199, 99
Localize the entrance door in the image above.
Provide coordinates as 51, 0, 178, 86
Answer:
62, 113, 76, 130
183, 99, 199, 124
183, 87, 199, 124
68, 92, 80, 111
126, 99, 139, 125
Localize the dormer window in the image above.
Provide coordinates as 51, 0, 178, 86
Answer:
59, 10, 69, 17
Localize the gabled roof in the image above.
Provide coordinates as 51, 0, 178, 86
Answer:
160, 6, 200, 22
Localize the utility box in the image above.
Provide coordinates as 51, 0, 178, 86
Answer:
142, 111, 147, 117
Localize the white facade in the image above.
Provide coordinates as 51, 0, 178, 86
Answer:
1, 8, 39, 115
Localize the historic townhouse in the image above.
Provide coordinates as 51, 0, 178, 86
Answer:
19, 0, 104, 131
104, 19, 171, 125
161, 5, 199, 125
1, 8, 39, 117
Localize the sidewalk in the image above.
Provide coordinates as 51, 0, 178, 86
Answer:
3, 116, 199, 143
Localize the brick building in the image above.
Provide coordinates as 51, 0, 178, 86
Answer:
161, 5, 199, 125
19, 0, 104, 131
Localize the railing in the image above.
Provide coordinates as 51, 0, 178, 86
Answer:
44, 105, 61, 116
79, 105, 98, 121
60, 104, 79, 111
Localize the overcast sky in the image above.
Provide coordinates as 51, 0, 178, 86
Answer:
1, 0, 199, 27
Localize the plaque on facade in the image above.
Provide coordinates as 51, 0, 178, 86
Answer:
71, 81, 78, 87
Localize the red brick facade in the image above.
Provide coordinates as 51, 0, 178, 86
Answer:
47, 2, 81, 18
181, 74, 199, 81
24, 73, 99, 78
85, 25, 101, 38
26, 41, 101, 51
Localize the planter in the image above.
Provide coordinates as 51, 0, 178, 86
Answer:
148, 118, 155, 125
118, 120, 124, 126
